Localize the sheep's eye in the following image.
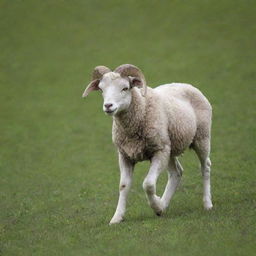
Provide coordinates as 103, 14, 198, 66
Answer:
122, 87, 129, 92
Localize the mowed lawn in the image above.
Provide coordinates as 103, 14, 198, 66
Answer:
0, 0, 255, 255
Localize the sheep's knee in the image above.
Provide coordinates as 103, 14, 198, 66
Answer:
143, 180, 155, 195
120, 183, 129, 191
201, 158, 211, 177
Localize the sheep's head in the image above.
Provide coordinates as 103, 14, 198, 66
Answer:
82, 64, 147, 116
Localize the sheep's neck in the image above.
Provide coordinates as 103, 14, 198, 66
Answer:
113, 90, 146, 138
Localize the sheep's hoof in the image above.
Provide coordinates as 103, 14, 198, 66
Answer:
151, 196, 164, 216
204, 204, 213, 210
156, 210, 163, 217
204, 200, 213, 210
109, 216, 124, 225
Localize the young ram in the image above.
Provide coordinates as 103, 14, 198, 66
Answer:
82, 64, 213, 224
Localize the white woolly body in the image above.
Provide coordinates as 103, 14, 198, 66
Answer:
112, 83, 211, 163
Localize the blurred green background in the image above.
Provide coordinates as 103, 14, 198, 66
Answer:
0, 0, 255, 255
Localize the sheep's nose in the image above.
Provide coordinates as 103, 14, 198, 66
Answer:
104, 103, 113, 109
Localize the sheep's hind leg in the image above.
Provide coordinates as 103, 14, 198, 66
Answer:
142, 147, 170, 216
193, 138, 213, 210
160, 157, 183, 211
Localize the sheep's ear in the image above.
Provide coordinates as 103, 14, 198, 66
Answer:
128, 76, 143, 88
82, 79, 100, 98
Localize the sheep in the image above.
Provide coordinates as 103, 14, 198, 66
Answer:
82, 64, 213, 225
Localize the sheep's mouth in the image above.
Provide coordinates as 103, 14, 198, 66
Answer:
105, 109, 117, 115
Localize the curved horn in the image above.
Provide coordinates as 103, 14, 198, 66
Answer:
92, 65, 111, 80
114, 64, 147, 97
82, 65, 111, 98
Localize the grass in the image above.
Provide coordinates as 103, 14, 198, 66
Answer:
0, 0, 255, 255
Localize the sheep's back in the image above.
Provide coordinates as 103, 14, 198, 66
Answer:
154, 83, 211, 156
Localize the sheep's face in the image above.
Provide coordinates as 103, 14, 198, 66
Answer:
98, 72, 141, 116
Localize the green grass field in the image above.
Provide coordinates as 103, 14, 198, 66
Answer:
1, 0, 255, 255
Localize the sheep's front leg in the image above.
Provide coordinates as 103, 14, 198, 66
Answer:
143, 147, 170, 216
109, 153, 134, 225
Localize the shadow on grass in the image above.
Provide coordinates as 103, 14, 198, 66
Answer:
126, 206, 200, 224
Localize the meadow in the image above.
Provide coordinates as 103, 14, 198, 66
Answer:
0, 0, 255, 255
